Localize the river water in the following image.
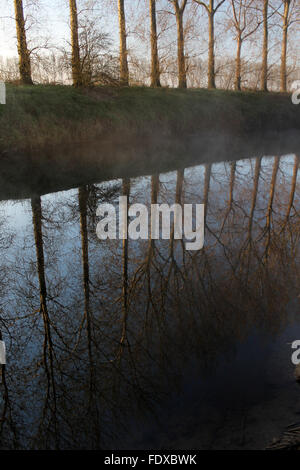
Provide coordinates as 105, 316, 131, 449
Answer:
0, 153, 299, 450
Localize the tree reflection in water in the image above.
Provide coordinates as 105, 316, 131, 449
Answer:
0, 155, 299, 450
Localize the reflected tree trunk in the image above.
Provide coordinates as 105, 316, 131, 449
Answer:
266, 157, 280, 229
120, 178, 130, 349
281, 155, 299, 231
220, 161, 236, 233
146, 174, 159, 326
130, 174, 160, 330
203, 163, 212, 225
0, 327, 17, 447
248, 157, 262, 237
149, 174, 159, 256
170, 169, 184, 257
162, 170, 185, 298
78, 188, 94, 397
265, 156, 280, 259
241, 157, 262, 282
228, 161, 236, 208
78, 186, 100, 448
31, 196, 59, 449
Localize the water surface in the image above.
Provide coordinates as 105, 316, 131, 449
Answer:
0, 153, 299, 450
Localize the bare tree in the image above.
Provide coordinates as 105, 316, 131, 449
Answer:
280, 0, 290, 91
261, 0, 269, 91
118, 0, 129, 85
169, 0, 188, 88
13, 0, 33, 84
78, 17, 116, 86
229, 0, 261, 91
69, 0, 83, 87
259, 0, 285, 91
149, 0, 161, 87
193, 0, 225, 89
278, 0, 299, 92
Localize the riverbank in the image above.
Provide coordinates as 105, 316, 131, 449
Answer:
0, 84, 299, 199
1, 84, 299, 153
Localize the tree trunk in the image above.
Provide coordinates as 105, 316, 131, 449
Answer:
260, 0, 268, 91
14, 0, 33, 85
118, 0, 129, 86
235, 33, 242, 91
280, 0, 290, 92
150, 0, 161, 87
69, 0, 82, 87
207, 8, 216, 89
175, 9, 187, 88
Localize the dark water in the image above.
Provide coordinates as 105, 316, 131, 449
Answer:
0, 154, 299, 450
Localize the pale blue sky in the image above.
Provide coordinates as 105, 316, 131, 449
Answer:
0, 0, 68, 55
0, 0, 299, 67
0, 0, 117, 56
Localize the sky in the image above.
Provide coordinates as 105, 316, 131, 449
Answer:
1, 0, 65, 56
0, 0, 299, 69
0, 0, 256, 57
0, 0, 157, 61
0, 0, 111, 57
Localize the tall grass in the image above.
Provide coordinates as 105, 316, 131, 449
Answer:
0, 84, 298, 154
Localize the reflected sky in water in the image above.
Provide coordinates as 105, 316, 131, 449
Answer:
0, 154, 299, 450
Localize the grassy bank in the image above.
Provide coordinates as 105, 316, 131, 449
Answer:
0, 84, 299, 154
0, 84, 299, 200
